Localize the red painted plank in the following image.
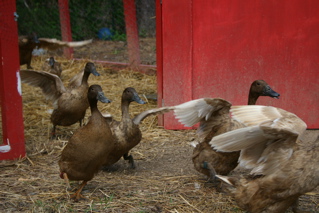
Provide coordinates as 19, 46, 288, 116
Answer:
156, 0, 164, 126
162, 0, 194, 129
161, 0, 319, 129
0, 0, 26, 160
58, 0, 73, 58
123, 0, 141, 67
192, 0, 319, 128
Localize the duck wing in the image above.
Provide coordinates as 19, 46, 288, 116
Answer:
37, 38, 92, 50
173, 98, 232, 138
132, 106, 175, 125
20, 70, 66, 102
67, 70, 84, 89
210, 105, 307, 175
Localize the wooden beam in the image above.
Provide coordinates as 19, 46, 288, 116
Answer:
0, 0, 26, 160
58, 0, 73, 58
123, 0, 141, 67
156, 0, 164, 126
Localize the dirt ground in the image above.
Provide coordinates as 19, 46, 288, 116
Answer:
0, 39, 318, 212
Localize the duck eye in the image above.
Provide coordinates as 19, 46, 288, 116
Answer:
256, 83, 260, 86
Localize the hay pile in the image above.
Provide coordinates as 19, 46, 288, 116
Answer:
0, 56, 318, 212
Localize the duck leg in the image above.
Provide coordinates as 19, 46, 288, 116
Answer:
50, 125, 57, 140
70, 181, 87, 201
123, 153, 136, 169
291, 199, 309, 213
62, 173, 71, 189
26, 58, 33, 69
79, 119, 83, 127
203, 161, 217, 182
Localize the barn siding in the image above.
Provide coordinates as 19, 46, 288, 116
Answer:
159, 0, 319, 129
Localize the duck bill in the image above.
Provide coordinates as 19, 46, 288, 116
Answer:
263, 85, 280, 99
133, 93, 146, 104
91, 67, 100, 76
97, 91, 111, 103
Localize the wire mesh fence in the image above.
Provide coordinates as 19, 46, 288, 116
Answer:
16, 0, 156, 65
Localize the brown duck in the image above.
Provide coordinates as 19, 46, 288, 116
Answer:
209, 105, 319, 213
19, 33, 92, 69
41, 57, 62, 77
20, 62, 100, 137
172, 80, 280, 180
59, 84, 114, 201
103, 87, 174, 168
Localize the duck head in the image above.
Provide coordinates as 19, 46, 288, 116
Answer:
88, 84, 111, 103
48, 57, 56, 68
30, 32, 39, 44
84, 62, 100, 76
122, 87, 146, 104
250, 80, 280, 99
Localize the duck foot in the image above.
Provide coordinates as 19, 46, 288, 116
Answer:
123, 153, 136, 169
202, 161, 222, 188
202, 161, 217, 182
70, 181, 87, 202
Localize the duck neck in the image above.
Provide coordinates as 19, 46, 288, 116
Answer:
121, 99, 131, 121
81, 71, 90, 85
248, 92, 259, 105
89, 100, 99, 115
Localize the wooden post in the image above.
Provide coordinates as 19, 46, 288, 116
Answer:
123, 0, 141, 67
0, 0, 26, 160
156, 0, 164, 126
58, 0, 73, 58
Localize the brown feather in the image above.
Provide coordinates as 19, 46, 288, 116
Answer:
173, 80, 280, 179
59, 85, 114, 200
103, 87, 145, 167
210, 105, 307, 176
217, 134, 319, 213
103, 87, 174, 168
18, 33, 92, 69
41, 57, 63, 77
20, 62, 100, 137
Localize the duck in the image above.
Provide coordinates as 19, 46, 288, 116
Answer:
41, 57, 62, 77
19, 33, 39, 69
59, 84, 114, 201
20, 62, 100, 138
172, 80, 280, 181
18, 33, 92, 69
103, 87, 175, 169
208, 105, 319, 213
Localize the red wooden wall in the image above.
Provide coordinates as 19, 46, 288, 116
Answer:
0, 0, 26, 160
157, 0, 319, 129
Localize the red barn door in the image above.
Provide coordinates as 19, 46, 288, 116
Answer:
0, 0, 26, 160
158, 0, 319, 129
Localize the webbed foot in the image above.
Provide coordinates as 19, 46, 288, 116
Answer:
123, 153, 136, 169
69, 181, 87, 202
202, 161, 216, 181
